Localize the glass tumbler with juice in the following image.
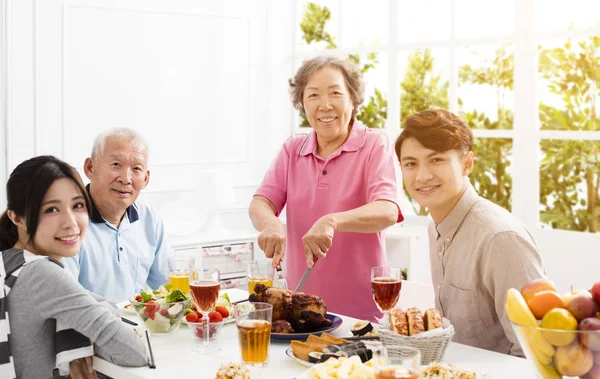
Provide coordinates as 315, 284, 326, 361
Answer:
169, 256, 194, 293
235, 302, 273, 367
247, 261, 274, 295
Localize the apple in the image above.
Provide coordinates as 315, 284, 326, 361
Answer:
581, 365, 600, 379
580, 317, 600, 351
566, 294, 599, 321
564, 289, 594, 305
554, 342, 594, 377
521, 278, 557, 303
592, 281, 600, 306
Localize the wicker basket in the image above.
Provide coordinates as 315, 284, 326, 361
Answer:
378, 324, 455, 364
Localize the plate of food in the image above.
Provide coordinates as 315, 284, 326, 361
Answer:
295, 355, 375, 379
271, 314, 343, 340
287, 332, 378, 368
295, 358, 481, 379
248, 283, 343, 341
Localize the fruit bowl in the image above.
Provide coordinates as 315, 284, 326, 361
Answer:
186, 320, 225, 341
510, 320, 600, 378
129, 298, 191, 334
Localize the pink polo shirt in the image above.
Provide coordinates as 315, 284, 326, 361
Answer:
255, 120, 403, 321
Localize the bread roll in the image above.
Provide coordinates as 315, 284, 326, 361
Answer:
406, 307, 425, 336
389, 307, 409, 336
424, 308, 443, 331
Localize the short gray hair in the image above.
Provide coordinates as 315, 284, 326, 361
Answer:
91, 128, 149, 160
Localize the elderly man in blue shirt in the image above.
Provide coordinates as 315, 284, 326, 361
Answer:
63, 128, 174, 303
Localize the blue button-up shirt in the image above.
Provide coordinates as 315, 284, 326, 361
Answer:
63, 196, 174, 303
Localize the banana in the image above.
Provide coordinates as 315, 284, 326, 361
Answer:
505, 288, 555, 358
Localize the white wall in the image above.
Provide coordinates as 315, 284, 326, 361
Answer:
2, 0, 295, 240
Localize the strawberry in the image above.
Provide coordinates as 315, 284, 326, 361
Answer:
145, 301, 159, 312
215, 306, 229, 319
208, 311, 223, 323
185, 312, 199, 323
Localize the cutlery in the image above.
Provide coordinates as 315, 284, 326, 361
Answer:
274, 263, 288, 289
343, 335, 380, 341
294, 258, 317, 293
121, 317, 138, 326
145, 330, 156, 369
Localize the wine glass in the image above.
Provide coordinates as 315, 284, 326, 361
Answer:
189, 267, 220, 354
371, 266, 403, 319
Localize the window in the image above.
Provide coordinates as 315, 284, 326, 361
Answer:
292, 0, 600, 233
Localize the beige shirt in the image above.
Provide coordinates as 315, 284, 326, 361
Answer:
428, 184, 545, 356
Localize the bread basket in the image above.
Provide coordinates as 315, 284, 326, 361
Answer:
378, 321, 455, 364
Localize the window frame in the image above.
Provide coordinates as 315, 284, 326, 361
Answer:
291, 0, 600, 234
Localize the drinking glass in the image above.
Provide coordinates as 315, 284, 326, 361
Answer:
374, 345, 421, 379
235, 302, 273, 368
371, 266, 403, 318
189, 268, 220, 354
168, 256, 194, 293
247, 261, 274, 295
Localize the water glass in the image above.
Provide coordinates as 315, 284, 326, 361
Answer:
374, 345, 421, 379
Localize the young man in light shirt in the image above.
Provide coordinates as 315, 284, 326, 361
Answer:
394, 109, 545, 356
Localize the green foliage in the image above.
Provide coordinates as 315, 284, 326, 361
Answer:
298, 3, 387, 129
459, 45, 514, 126
537, 37, 600, 232
400, 50, 449, 122
463, 110, 513, 211
300, 3, 336, 49
458, 45, 514, 213
298, 5, 599, 232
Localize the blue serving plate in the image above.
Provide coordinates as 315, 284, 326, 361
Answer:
270, 314, 343, 341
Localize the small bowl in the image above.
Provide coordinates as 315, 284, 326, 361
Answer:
186, 320, 225, 341
129, 298, 191, 334
510, 320, 600, 378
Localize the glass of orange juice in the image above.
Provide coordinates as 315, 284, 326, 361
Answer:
374, 345, 421, 379
169, 256, 194, 293
235, 302, 273, 367
247, 261, 273, 295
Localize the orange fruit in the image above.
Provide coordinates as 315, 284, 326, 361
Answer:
527, 290, 566, 319
541, 308, 578, 346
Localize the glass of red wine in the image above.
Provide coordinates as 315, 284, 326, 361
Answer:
371, 266, 403, 319
189, 267, 220, 354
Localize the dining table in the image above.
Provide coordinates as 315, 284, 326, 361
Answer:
96, 298, 537, 378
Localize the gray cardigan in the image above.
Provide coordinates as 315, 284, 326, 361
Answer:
7, 258, 147, 378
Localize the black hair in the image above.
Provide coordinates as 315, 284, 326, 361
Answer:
0, 155, 92, 250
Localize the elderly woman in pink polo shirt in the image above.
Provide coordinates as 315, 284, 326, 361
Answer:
249, 56, 403, 321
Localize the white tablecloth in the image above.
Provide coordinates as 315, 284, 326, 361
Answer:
95, 312, 536, 379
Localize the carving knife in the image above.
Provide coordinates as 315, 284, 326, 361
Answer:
294, 258, 317, 293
